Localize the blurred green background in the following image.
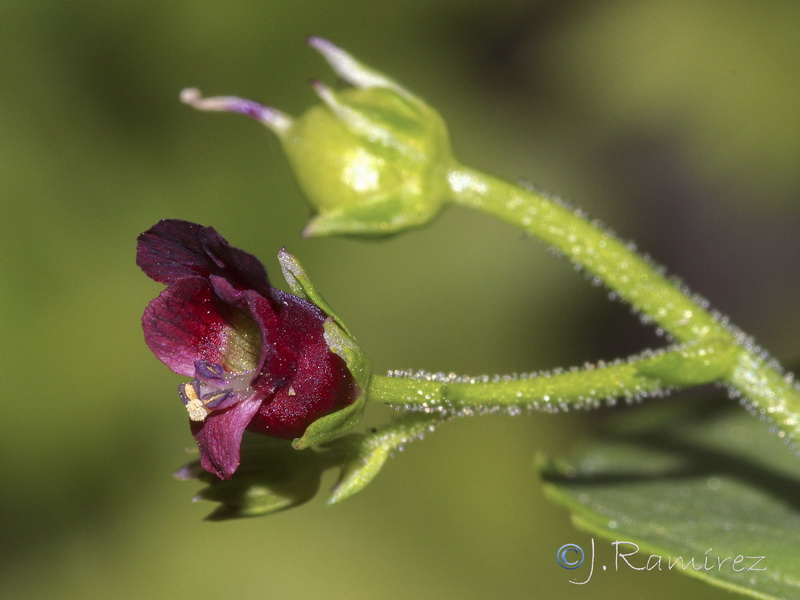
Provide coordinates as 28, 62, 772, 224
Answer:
3, 1, 799, 598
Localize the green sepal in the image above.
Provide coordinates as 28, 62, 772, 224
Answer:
276, 249, 371, 450
636, 338, 739, 386
176, 435, 325, 520
277, 248, 350, 334
303, 193, 446, 239
177, 414, 444, 520
292, 318, 370, 449
324, 412, 443, 505
323, 433, 391, 505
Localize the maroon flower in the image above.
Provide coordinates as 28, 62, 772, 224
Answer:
138, 219, 357, 479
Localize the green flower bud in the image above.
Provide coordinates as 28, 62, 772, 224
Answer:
182, 38, 455, 237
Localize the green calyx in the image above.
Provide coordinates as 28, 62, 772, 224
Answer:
284, 84, 453, 237
181, 38, 455, 238
178, 414, 443, 520
277, 249, 371, 449
179, 435, 323, 519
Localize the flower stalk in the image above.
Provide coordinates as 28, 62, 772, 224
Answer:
368, 338, 739, 413
446, 167, 731, 344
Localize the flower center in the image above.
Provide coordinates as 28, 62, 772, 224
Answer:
179, 380, 230, 422
179, 361, 255, 422
222, 309, 261, 373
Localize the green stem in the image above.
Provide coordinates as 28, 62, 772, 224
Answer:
447, 165, 732, 344
728, 352, 800, 438
440, 164, 800, 442
368, 340, 735, 411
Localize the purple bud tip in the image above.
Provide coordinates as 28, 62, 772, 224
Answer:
306, 36, 399, 93
306, 36, 335, 54
180, 88, 293, 136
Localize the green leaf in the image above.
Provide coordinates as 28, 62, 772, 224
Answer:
539, 398, 800, 599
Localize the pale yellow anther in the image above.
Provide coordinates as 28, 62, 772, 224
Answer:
181, 382, 210, 422
186, 399, 210, 422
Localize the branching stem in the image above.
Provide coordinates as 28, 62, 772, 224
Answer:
369, 164, 800, 442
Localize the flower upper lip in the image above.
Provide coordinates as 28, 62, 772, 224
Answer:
137, 219, 273, 297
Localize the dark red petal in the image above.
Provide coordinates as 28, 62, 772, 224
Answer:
142, 277, 227, 376
245, 290, 316, 395
137, 219, 272, 297
190, 395, 263, 479
247, 351, 356, 438
246, 289, 358, 438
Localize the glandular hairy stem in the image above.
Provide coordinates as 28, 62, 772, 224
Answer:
368, 340, 739, 416
447, 166, 729, 344
437, 164, 800, 443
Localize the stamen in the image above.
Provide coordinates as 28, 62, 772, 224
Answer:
179, 381, 210, 422
179, 378, 235, 422
200, 390, 231, 410
195, 360, 225, 381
